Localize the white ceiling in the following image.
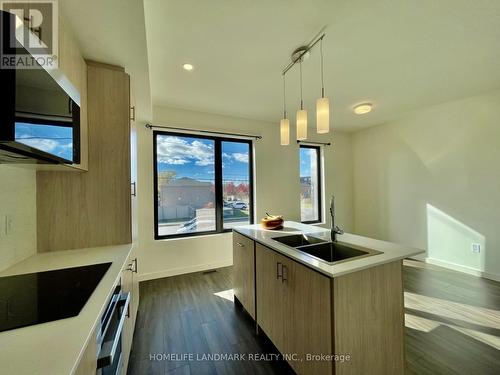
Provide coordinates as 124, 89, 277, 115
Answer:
61, 0, 500, 130
144, 0, 500, 130
59, 0, 152, 121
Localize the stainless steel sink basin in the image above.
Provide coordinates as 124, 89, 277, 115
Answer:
296, 242, 381, 264
272, 234, 327, 247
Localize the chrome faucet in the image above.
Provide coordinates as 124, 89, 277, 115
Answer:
330, 195, 344, 242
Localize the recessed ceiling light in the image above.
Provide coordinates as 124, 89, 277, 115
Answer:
353, 103, 373, 115
182, 63, 194, 71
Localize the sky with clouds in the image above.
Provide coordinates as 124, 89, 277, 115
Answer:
156, 135, 250, 183
300, 147, 316, 177
15, 122, 74, 161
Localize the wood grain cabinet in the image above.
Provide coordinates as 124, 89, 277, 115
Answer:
37, 61, 132, 252
283, 252, 332, 375
233, 232, 255, 319
255, 243, 284, 350
249, 239, 405, 375
256, 243, 332, 375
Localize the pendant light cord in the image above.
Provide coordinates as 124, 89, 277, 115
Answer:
299, 59, 303, 110
320, 37, 325, 98
282, 74, 287, 118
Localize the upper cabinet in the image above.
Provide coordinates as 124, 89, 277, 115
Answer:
130, 83, 138, 243
56, 14, 89, 171
37, 61, 132, 252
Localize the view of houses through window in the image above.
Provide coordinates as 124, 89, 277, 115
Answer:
222, 141, 252, 229
300, 145, 321, 223
154, 133, 252, 238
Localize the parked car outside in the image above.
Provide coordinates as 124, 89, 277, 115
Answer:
232, 202, 247, 210
176, 218, 214, 233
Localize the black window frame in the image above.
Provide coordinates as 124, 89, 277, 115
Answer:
299, 145, 322, 224
153, 130, 254, 240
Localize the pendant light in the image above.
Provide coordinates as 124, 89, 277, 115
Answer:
296, 59, 307, 140
280, 74, 290, 145
316, 37, 329, 134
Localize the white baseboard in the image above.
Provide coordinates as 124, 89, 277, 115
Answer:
425, 257, 500, 282
138, 259, 233, 282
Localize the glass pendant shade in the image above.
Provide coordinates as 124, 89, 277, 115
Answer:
316, 97, 329, 134
280, 118, 290, 145
296, 109, 308, 140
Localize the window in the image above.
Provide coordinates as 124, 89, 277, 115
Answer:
154, 131, 253, 239
300, 145, 322, 223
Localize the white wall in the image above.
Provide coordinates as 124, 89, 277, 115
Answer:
0, 166, 37, 272
136, 106, 353, 280
352, 89, 500, 280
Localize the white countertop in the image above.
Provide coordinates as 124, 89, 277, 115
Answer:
0, 243, 133, 375
234, 221, 424, 278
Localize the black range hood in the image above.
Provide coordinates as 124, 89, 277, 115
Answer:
0, 141, 73, 164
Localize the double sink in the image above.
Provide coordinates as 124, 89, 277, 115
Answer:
271, 234, 381, 265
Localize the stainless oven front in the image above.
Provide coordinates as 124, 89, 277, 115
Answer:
96, 281, 130, 375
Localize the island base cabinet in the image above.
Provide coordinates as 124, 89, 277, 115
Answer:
256, 243, 285, 351
283, 255, 332, 375
233, 232, 256, 319
333, 261, 405, 375
256, 243, 332, 375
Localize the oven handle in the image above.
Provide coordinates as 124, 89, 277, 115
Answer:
97, 292, 130, 369
100, 288, 121, 339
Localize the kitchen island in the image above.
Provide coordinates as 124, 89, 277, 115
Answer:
232, 221, 424, 375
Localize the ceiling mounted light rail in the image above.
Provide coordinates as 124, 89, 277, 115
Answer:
279, 28, 330, 145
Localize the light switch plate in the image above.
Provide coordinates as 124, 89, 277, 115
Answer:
471, 243, 481, 253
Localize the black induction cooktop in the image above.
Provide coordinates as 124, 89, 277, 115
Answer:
0, 262, 111, 333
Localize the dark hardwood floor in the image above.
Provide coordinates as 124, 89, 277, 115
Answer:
127, 268, 291, 375
128, 261, 500, 375
403, 260, 500, 374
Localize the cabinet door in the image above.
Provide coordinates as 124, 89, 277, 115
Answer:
130, 85, 138, 243
255, 243, 285, 352
233, 232, 255, 319
282, 257, 332, 375
37, 62, 131, 252
131, 257, 140, 324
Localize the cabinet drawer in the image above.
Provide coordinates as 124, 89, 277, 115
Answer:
233, 232, 254, 250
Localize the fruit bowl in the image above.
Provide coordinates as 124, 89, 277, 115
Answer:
261, 214, 284, 230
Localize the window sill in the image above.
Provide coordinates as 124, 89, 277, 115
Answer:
310, 222, 326, 226
154, 231, 233, 242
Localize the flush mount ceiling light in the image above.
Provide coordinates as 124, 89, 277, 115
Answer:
279, 29, 329, 145
182, 63, 194, 71
353, 103, 373, 115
